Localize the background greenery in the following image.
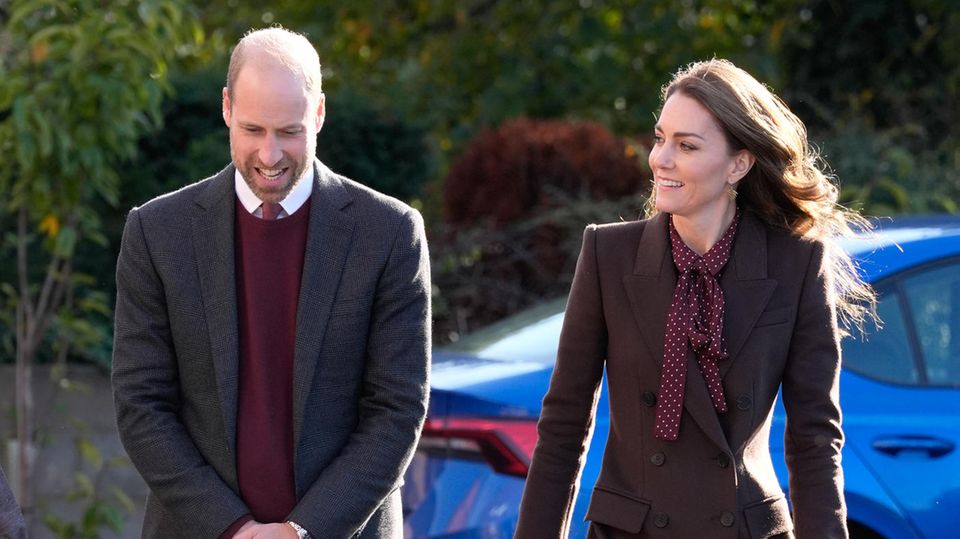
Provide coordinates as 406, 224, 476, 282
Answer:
3, 0, 958, 356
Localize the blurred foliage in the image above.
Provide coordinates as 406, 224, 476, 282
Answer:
433, 118, 649, 337
432, 190, 646, 343
2, 0, 957, 358
170, 0, 959, 217
777, 0, 960, 216
0, 0, 203, 365
41, 387, 134, 539
317, 91, 435, 203
443, 118, 649, 226
203, 0, 802, 157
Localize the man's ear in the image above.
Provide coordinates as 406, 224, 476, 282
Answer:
314, 93, 326, 132
729, 149, 756, 184
222, 87, 231, 126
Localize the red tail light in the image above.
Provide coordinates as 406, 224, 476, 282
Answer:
419, 418, 539, 478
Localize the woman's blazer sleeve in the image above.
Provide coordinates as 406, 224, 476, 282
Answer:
781, 240, 848, 538
515, 224, 608, 538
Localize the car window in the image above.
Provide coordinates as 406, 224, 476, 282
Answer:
901, 261, 960, 387
843, 288, 920, 385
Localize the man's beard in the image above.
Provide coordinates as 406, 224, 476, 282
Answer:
234, 150, 311, 203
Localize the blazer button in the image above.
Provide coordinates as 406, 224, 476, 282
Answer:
642, 391, 657, 407
654, 512, 670, 528
720, 511, 736, 527
737, 394, 752, 410
651, 452, 665, 466
717, 453, 730, 469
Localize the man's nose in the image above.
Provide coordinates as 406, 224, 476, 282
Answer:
258, 135, 283, 167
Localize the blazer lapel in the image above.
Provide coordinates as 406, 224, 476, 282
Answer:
623, 213, 675, 364
719, 211, 778, 378
191, 165, 241, 456
292, 160, 356, 448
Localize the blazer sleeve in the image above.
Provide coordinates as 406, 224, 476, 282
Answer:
288, 208, 431, 537
112, 209, 250, 537
515, 224, 608, 538
780, 240, 848, 539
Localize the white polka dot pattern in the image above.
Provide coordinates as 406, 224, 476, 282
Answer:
653, 210, 740, 441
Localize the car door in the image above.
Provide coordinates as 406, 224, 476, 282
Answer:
841, 258, 960, 539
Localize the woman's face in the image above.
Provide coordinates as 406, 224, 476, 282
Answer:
649, 92, 750, 223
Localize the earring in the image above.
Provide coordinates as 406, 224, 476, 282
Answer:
726, 183, 738, 201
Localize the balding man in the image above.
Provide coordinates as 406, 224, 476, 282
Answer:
112, 27, 431, 539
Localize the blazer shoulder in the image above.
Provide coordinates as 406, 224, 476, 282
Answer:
333, 173, 420, 225
591, 218, 645, 237
764, 221, 826, 263
129, 165, 231, 219
588, 217, 648, 249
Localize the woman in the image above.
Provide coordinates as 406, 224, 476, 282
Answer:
515, 59, 873, 539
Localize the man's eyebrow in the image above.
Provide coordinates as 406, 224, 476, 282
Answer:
236, 121, 304, 131
654, 124, 705, 140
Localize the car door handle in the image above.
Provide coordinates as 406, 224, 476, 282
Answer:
872, 436, 956, 458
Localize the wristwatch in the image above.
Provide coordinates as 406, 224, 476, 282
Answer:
287, 521, 311, 539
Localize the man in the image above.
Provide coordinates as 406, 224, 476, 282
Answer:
112, 27, 431, 539
0, 465, 26, 539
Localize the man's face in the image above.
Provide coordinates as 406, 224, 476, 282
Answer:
222, 61, 324, 204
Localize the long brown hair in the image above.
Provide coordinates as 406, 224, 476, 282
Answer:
648, 59, 876, 333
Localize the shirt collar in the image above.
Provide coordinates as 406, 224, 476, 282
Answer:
234, 164, 314, 217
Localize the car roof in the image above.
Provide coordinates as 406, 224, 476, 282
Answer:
844, 215, 960, 282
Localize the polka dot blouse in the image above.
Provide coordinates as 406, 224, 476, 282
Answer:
654, 210, 740, 441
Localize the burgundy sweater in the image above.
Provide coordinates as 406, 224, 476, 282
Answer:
225, 197, 311, 534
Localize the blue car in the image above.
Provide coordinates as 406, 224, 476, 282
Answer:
402, 216, 960, 539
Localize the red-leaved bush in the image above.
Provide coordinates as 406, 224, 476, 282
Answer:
431, 118, 651, 343
443, 118, 650, 227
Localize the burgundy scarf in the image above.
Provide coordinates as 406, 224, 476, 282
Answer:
654, 210, 739, 441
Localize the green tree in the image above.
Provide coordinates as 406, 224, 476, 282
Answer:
0, 0, 202, 515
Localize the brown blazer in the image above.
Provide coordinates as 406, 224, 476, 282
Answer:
515, 211, 847, 539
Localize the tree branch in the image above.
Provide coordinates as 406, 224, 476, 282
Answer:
17, 206, 34, 326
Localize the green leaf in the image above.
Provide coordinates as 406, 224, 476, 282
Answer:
73, 470, 95, 497
53, 226, 78, 258
111, 485, 136, 513
77, 439, 103, 470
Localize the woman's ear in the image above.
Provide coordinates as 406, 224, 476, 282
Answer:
729, 149, 756, 184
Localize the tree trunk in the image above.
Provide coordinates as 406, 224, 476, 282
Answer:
14, 313, 35, 516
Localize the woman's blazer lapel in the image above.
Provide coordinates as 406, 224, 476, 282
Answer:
718, 211, 778, 379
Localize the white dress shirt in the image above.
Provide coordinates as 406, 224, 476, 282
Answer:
234, 166, 314, 219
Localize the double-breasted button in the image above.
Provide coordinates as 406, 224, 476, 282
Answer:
651, 452, 666, 466
717, 453, 730, 469
720, 511, 736, 527
642, 391, 657, 407
736, 394, 752, 410
653, 512, 670, 528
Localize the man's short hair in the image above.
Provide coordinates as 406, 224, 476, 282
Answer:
226, 27, 323, 104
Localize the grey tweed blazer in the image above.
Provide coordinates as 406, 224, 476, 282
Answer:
112, 160, 431, 538
0, 465, 26, 539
